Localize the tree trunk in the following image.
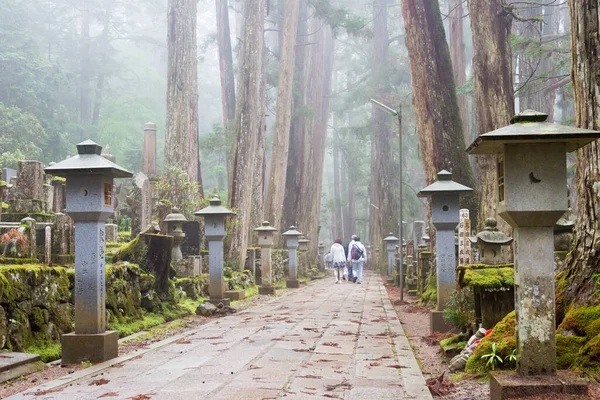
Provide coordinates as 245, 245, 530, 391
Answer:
264, 0, 300, 242
216, 0, 236, 186
79, 0, 92, 134
165, 0, 200, 186
228, 0, 265, 268
369, 0, 398, 269
92, 0, 114, 126
468, 0, 514, 229
401, 0, 476, 213
556, 0, 600, 313
449, 0, 469, 144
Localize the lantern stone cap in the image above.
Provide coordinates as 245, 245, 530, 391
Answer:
298, 236, 310, 243
383, 233, 399, 242
469, 217, 513, 245
254, 220, 277, 232
554, 215, 574, 233
44, 140, 133, 178
164, 207, 187, 223
282, 226, 302, 237
194, 196, 236, 216
144, 122, 156, 130
417, 170, 473, 197
466, 109, 600, 155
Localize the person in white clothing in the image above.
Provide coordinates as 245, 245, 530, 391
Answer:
349, 237, 367, 284
330, 238, 346, 283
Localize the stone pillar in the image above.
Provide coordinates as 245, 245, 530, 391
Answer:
287, 249, 299, 288
259, 246, 275, 295
435, 228, 455, 310
44, 226, 51, 266
21, 217, 36, 260
413, 221, 426, 250
44, 184, 54, 213
143, 122, 157, 177
51, 179, 66, 213
105, 223, 118, 243
128, 172, 151, 237
208, 237, 227, 303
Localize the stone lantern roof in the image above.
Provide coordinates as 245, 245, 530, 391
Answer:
45, 140, 132, 178
467, 110, 600, 154
254, 220, 278, 233
469, 217, 513, 246
164, 207, 187, 223
282, 226, 302, 238
417, 170, 473, 197
383, 233, 399, 243
554, 215, 574, 233
194, 196, 236, 217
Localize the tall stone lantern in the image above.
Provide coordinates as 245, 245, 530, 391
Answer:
283, 226, 302, 288
383, 233, 399, 276
418, 170, 472, 333
195, 196, 235, 306
467, 110, 600, 394
255, 221, 278, 295
44, 140, 132, 364
164, 207, 187, 261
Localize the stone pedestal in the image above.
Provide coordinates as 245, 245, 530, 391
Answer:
286, 279, 300, 288
435, 228, 456, 311
489, 371, 587, 400
430, 310, 454, 333
105, 223, 118, 243
61, 331, 118, 365
44, 226, 51, 266
224, 290, 245, 301
287, 248, 298, 288
259, 247, 275, 295
259, 285, 277, 295
208, 239, 227, 302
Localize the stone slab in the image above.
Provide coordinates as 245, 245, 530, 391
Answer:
286, 279, 300, 288
430, 310, 455, 334
490, 371, 588, 400
259, 286, 277, 295
0, 352, 41, 373
224, 290, 245, 301
61, 331, 118, 365
0, 360, 45, 384
206, 298, 231, 307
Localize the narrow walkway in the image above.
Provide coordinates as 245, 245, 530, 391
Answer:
12, 272, 431, 399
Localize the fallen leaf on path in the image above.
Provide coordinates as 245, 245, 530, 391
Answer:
30, 388, 64, 396
297, 375, 322, 379
89, 378, 110, 386
323, 394, 343, 399
303, 327, 319, 332
175, 339, 191, 344
98, 392, 119, 397
387, 364, 408, 369
369, 362, 381, 367
128, 393, 156, 399
325, 379, 352, 391
293, 348, 310, 352
322, 342, 339, 347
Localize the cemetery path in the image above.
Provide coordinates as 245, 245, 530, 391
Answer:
10, 272, 432, 400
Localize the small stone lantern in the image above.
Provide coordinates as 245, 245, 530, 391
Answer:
283, 226, 302, 288
164, 207, 187, 261
469, 217, 513, 265
195, 196, 235, 306
44, 140, 132, 365
383, 233, 399, 276
467, 109, 600, 391
254, 221, 278, 295
418, 170, 473, 333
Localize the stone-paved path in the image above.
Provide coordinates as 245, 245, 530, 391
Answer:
11, 272, 431, 399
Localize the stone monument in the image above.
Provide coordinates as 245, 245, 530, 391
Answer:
129, 172, 151, 237
164, 208, 187, 261
418, 170, 473, 333
255, 221, 278, 295
143, 122, 157, 177
383, 233, 399, 276
45, 140, 132, 364
466, 109, 600, 398
283, 226, 302, 288
194, 196, 235, 306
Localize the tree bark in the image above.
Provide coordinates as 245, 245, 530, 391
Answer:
92, 0, 114, 126
401, 0, 476, 213
228, 0, 265, 267
468, 0, 514, 229
165, 0, 201, 186
556, 0, 600, 312
79, 0, 92, 133
449, 0, 469, 144
264, 0, 300, 243
369, 0, 398, 269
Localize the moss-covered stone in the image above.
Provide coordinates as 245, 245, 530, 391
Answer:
420, 274, 437, 305
556, 334, 587, 369
440, 333, 468, 357
557, 305, 600, 338
578, 333, 600, 371
174, 275, 208, 299
112, 236, 148, 266
461, 267, 514, 289
466, 311, 516, 373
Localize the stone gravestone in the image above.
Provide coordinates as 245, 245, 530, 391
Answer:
7, 161, 47, 218
458, 209, 472, 265
143, 123, 157, 177
181, 221, 200, 257
129, 172, 152, 237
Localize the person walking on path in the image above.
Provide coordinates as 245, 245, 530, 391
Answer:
330, 239, 346, 283
349, 237, 367, 284
345, 235, 357, 281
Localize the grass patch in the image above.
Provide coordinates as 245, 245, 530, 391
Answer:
109, 312, 165, 337
179, 297, 204, 314
25, 342, 62, 363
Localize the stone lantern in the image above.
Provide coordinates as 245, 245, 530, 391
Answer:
467, 109, 600, 394
195, 196, 235, 306
418, 170, 473, 333
254, 221, 278, 295
44, 140, 132, 365
469, 217, 513, 265
383, 233, 399, 276
283, 226, 302, 288
298, 236, 310, 273
164, 207, 187, 261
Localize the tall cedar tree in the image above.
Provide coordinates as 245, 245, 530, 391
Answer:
165, 0, 202, 188
448, 0, 469, 145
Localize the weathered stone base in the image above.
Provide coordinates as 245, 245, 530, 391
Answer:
430, 310, 454, 334
259, 286, 277, 295
490, 371, 588, 400
0, 353, 44, 384
224, 290, 245, 301
61, 331, 118, 365
286, 279, 300, 288
206, 298, 231, 307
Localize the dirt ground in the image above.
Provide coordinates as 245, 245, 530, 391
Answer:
0, 292, 278, 398
385, 284, 600, 400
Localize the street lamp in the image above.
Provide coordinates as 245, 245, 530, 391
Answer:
370, 98, 403, 300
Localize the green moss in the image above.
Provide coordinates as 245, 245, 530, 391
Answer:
457, 263, 514, 271
578, 333, 600, 372
462, 267, 514, 289
556, 334, 587, 369
25, 342, 62, 363
558, 305, 600, 338
466, 311, 516, 373
50, 176, 66, 183
112, 236, 148, 266
420, 274, 437, 305
440, 334, 467, 354
109, 312, 165, 338
1, 212, 54, 222
244, 285, 259, 298
0, 258, 39, 265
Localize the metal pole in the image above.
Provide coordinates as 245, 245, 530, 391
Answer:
397, 107, 404, 301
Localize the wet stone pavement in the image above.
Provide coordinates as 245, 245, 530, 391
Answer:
11, 271, 432, 400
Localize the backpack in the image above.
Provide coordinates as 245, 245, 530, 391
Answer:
351, 244, 363, 261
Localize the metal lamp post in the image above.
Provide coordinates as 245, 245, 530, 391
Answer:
371, 98, 403, 300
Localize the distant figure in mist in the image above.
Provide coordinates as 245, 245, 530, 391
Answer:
330, 239, 346, 284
